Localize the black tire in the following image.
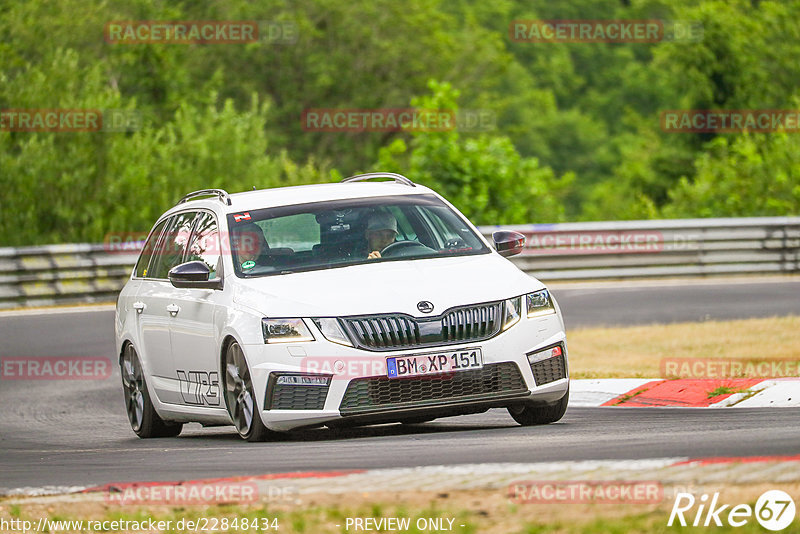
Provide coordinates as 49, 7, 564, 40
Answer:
120, 344, 183, 438
508, 387, 569, 426
223, 341, 274, 442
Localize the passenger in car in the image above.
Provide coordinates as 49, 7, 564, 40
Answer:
365, 212, 398, 259
233, 222, 270, 269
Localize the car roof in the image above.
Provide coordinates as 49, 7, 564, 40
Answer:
162, 181, 437, 218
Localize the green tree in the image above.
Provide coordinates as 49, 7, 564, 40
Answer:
664, 133, 800, 217
0, 47, 329, 245
377, 81, 572, 224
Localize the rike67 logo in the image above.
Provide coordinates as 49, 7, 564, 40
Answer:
669, 490, 796, 531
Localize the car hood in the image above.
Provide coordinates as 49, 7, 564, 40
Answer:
232, 253, 543, 318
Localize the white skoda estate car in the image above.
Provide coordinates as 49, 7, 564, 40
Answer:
115, 173, 569, 441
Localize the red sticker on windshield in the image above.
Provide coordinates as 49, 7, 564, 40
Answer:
234, 212, 251, 222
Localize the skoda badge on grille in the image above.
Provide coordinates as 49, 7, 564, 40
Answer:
417, 301, 434, 313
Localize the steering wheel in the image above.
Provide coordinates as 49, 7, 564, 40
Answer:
380, 240, 428, 257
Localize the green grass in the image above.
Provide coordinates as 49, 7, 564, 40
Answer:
707, 386, 738, 398
568, 316, 800, 379
612, 388, 646, 405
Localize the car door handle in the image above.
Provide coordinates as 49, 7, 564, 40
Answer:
166, 304, 181, 316
132, 301, 146, 314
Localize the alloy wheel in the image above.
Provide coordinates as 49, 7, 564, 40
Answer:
121, 344, 145, 431
224, 342, 255, 436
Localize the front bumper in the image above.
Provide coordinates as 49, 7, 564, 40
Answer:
242, 313, 568, 431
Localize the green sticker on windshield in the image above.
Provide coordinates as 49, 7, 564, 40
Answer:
241, 260, 255, 270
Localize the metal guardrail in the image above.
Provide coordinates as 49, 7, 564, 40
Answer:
0, 217, 798, 308
0, 244, 139, 309
478, 217, 800, 280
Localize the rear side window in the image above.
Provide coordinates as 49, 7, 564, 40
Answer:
134, 219, 168, 278
148, 211, 198, 279
186, 212, 221, 278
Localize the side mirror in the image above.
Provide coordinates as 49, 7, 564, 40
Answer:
168, 261, 223, 290
493, 230, 526, 258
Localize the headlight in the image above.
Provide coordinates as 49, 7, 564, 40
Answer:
262, 318, 315, 343
312, 318, 353, 347
527, 289, 556, 318
503, 296, 522, 331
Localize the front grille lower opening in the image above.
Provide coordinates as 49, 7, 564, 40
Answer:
339, 362, 527, 414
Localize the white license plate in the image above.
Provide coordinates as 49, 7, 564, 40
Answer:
386, 348, 483, 379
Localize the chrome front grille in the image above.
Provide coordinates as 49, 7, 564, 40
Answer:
442, 303, 501, 342
347, 316, 421, 348
342, 301, 503, 351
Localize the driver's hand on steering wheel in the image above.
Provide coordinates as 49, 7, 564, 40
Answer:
367, 250, 382, 259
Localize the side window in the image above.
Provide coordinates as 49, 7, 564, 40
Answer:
186, 212, 220, 278
134, 219, 169, 278
149, 212, 197, 279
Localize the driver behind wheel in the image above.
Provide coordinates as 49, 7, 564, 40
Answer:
366, 211, 397, 259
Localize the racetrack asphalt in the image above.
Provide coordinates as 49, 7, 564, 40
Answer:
552, 277, 800, 328
1, 278, 798, 492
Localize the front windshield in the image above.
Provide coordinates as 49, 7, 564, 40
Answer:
226, 194, 489, 277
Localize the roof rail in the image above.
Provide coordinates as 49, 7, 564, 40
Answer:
341, 172, 416, 187
178, 189, 232, 206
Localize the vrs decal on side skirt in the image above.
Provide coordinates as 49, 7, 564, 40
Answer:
177, 370, 220, 406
